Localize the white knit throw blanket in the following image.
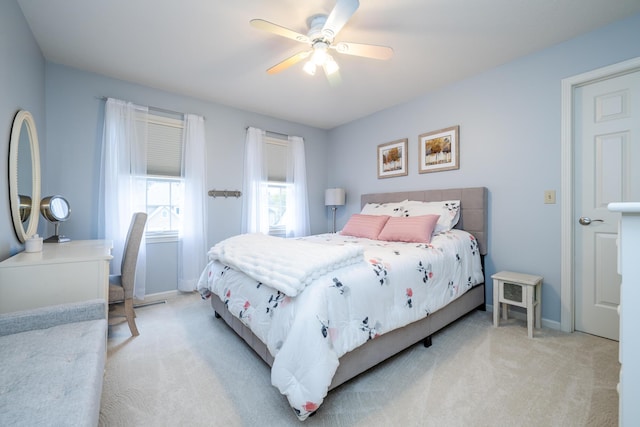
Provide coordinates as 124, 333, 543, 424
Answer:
207, 233, 364, 297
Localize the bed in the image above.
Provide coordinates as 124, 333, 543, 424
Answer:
198, 187, 488, 420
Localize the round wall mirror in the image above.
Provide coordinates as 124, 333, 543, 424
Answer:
40, 196, 71, 243
8, 110, 41, 243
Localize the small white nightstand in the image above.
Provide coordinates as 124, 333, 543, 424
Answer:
492, 271, 543, 338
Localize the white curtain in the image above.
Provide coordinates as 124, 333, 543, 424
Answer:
241, 127, 269, 234
99, 98, 147, 300
286, 135, 310, 237
241, 128, 310, 237
178, 114, 207, 291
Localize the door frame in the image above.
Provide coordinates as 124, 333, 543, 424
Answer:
560, 56, 640, 333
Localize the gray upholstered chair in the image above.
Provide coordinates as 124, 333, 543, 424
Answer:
108, 212, 147, 336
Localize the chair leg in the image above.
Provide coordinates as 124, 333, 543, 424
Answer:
124, 298, 139, 336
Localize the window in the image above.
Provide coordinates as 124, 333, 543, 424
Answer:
242, 128, 309, 237
267, 181, 291, 237
265, 136, 289, 237
144, 113, 184, 241
146, 177, 182, 234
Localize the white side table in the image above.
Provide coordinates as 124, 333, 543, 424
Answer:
492, 271, 543, 338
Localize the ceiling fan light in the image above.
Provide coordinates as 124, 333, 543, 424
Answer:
311, 45, 328, 65
323, 55, 340, 75
303, 61, 317, 76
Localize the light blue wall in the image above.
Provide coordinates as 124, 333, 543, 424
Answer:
4, 0, 640, 316
0, 0, 46, 260
327, 12, 640, 324
43, 63, 330, 294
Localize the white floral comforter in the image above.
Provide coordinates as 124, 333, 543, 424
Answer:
197, 230, 484, 420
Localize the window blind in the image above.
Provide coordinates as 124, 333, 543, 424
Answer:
265, 136, 287, 182
146, 115, 183, 177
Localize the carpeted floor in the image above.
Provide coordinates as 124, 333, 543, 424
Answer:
100, 292, 619, 427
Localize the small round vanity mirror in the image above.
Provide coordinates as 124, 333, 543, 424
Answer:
8, 110, 41, 243
40, 195, 71, 243
41, 195, 71, 222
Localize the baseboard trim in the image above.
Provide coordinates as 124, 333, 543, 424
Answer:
486, 304, 561, 331
134, 290, 193, 305
132, 294, 564, 331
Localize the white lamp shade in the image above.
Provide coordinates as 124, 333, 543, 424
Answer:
325, 188, 346, 206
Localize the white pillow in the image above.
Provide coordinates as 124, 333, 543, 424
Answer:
401, 200, 460, 233
360, 201, 405, 217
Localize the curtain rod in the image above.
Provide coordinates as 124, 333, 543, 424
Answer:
246, 126, 289, 139
97, 96, 205, 120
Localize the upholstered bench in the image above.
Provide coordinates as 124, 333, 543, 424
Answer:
0, 299, 107, 426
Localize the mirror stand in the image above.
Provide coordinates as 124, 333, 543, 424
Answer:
44, 223, 71, 243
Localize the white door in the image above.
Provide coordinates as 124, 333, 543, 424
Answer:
573, 70, 640, 340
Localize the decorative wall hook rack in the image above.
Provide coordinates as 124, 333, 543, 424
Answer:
208, 189, 242, 198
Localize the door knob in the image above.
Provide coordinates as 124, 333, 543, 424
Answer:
579, 216, 604, 226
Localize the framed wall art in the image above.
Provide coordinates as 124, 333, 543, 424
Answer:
418, 125, 459, 174
377, 138, 408, 179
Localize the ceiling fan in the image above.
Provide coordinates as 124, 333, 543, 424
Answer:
250, 0, 393, 78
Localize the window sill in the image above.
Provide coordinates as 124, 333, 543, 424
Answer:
269, 226, 287, 238
146, 233, 179, 244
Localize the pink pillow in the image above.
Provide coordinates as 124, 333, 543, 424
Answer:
377, 215, 440, 243
341, 214, 390, 240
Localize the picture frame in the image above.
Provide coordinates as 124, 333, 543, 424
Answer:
418, 125, 459, 174
377, 138, 408, 179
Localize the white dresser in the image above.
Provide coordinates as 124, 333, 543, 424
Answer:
0, 240, 113, 314
608, 203, 640, 426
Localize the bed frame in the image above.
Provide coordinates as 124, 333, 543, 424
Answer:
211, 187, 488, 391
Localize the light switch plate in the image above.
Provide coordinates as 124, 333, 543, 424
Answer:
544, 190, 556, 204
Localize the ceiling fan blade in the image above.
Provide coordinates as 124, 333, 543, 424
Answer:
322, 0, 359, 39
250, 19, 309, 43
333, 42, 394, 60
266, 51, 311, 75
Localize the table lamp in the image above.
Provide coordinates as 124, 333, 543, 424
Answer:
325, 188, 346, 233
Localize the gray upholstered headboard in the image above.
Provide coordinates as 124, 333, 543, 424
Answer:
361, 187, 488, 256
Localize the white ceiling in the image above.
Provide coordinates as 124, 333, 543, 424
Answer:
17, 0, 640, 129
